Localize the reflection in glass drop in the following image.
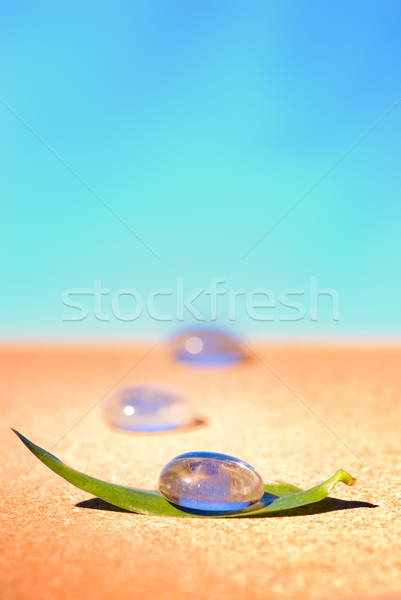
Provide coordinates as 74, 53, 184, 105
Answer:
172, 329, 244, 366
159, 451, 265, 511
102, 385, 195, 433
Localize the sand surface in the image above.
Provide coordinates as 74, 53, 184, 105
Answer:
1, 343, 400, 600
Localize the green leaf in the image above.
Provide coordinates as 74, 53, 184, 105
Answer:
12, 429, 356, 518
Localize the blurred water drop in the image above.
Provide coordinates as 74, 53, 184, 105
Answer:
171, 329, 244, 367
102, 385, 196, 433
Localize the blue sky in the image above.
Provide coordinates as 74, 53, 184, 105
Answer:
1, 1, 400, 340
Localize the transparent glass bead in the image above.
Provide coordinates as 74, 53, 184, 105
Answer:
102, 385, 195, 433
158, 451, 265, 511
171, 329, 244, 366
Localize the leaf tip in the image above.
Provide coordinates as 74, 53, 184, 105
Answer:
339, 469, 357, 487
11, 428, 32, 449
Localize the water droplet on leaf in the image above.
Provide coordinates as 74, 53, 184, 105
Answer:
159, 451, 264, 511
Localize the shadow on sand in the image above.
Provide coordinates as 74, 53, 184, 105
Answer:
76, 495, 377, 517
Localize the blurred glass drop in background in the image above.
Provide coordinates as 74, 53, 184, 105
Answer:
171, 329, 245, 367
102, 384, 196, 433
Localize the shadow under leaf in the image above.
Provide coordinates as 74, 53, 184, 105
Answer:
262, 497, 377, 518
76, 495, 377, 517
77, 497, 132, 513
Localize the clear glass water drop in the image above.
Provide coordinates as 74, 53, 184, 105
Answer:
158, 451, 265, 511
171, 329, 244, 367
102, 385, 195, 433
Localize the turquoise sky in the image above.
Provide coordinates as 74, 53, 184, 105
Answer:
1, 1, 400, 341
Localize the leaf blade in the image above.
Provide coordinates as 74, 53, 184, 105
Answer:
12, 430, 356, 518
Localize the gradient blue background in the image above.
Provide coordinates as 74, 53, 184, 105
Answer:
1, 1, 400, 340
